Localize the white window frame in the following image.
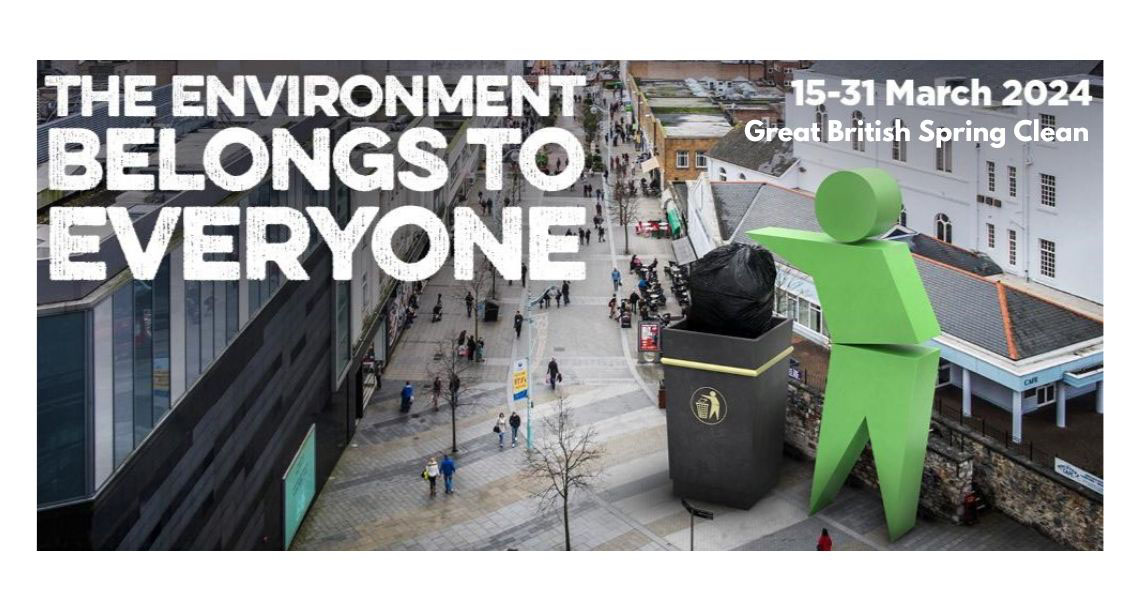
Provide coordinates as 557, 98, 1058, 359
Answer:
695, 151, 707, 170
986, 161, 996, 191
815, 105, 829, 144
1040, 238, 1056, 278
1009, 229, 1018, 265
851, 111, 865, 152
675, 150, 689, 169
987, 223, 995, 248
935, 139, 953, 173
935, 213, 952, 244
1041, 173, 1056, 207
1008, 165, 1017, 198
892, 119, 907, 162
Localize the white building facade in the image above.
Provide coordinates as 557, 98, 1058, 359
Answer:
782, 62, 1103, 303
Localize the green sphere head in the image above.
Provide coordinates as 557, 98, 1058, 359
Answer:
814, 169, 902, 243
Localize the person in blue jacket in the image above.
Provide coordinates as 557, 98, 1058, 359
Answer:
400, 381, 414, 413
440, 454, 457, 494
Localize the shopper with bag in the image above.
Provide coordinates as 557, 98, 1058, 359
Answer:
423, 457, 440, 497
547, 358, 561, 391
495, 413, 507, 449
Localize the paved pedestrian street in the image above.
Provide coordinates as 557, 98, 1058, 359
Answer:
291, 99, 1061, 551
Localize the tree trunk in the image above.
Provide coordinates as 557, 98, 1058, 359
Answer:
563, 494, 571, 551
451, 394, 458, 452
623, 219, 630, 256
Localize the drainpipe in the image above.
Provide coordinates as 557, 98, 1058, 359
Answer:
1021, 105, 1033, 281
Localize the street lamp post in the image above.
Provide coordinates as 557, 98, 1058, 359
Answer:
681, 499, 714, 551
523, 285, 558, 450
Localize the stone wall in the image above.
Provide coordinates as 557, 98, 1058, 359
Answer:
784, 382, 1103, 550
931, 417, 1104, 551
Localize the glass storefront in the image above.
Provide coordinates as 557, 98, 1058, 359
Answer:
114, 258, 172, 467
37, 312, 88, 505
39, 151, 334, 504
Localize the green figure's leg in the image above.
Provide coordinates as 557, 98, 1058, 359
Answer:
864, 344, 939, 540
808, 397, 870, 515
809, 344, 940, 541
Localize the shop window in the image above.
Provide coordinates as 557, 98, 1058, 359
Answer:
37, 312, 88, 504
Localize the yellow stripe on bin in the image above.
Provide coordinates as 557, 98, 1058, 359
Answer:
661, 346, 794, 378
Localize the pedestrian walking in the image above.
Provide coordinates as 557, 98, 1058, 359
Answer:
562, 280, 571, 305
514, 310, 524, 338
541, 288, 551, 309
521, 263, 528, 287
629, 291, 640, 313
598, 226, 605, 242
817, 528, 832, 551
547, 358, 561, 391
612, 267, 621, 292
609, 295, 617, 319
440, 454, 457, 494
585, 228, 591, 245
466, 335, 477, 362
400, 380, 414, 413
578, 227, 585, 244
496, 412, 507, 449
509, 411, 522, 447
554, 287, 562, 308
423, 457, 440, 497
465, 291, 474, 318
430, 375, 442, 411
449, 372, 460, 404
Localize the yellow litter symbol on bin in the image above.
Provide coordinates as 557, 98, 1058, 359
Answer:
691, 387, 726, 425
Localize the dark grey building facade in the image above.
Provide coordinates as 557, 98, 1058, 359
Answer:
36, 108, 370, 549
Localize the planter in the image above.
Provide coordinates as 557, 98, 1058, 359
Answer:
661, 317, 792, 509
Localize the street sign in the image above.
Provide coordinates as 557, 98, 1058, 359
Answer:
513, 358, 529, 401
639, 321, 661, 353
1054, 457, 1103, 495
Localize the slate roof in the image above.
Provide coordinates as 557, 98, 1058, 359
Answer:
1004, 285, 1104, 359
903, 232, 1004, 277
706, 125, 797, 177
717, 182, 1103, 360
723, 183, 820, 245
710, 182, 763, 240
808, 60, 1102, 90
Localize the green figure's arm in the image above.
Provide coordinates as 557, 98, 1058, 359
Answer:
747, 227, 941, 345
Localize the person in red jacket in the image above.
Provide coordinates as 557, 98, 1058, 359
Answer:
817, 528, 832, 551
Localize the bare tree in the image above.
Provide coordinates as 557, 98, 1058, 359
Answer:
522, 395, 604, 550
609, 177, 638, 256
427, 330, 483, 453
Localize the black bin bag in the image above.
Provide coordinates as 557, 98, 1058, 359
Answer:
686, 242, 777, 338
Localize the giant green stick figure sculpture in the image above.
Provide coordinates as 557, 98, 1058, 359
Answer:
748, 169, 941, 541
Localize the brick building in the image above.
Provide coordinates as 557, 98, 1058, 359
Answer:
628, 79, 733, 184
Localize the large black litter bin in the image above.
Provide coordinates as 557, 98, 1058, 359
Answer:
661, 317, 792, 509
483, 300, 499, 322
